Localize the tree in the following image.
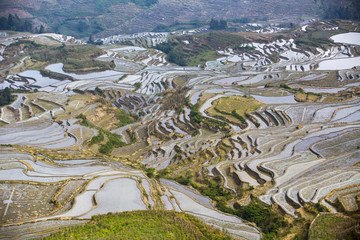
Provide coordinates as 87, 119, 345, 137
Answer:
39, 25, 45, 34
24, 20, 32, 32
210, 19, 227, 30
0, 17, 7, 30
7, 14, 16, 31
0, 87, 14, 106
88, 34, 94, 44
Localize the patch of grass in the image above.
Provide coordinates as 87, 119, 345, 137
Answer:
156, 31, 247, 66
309, 213, 358, 240
116, 109, 135, 127
186, 50, 218, 66
208, 95, 262, 126
44, 210, 231, 240
295, 92, 322, 102
99, 131, 126, 155
11, 41, 114, 73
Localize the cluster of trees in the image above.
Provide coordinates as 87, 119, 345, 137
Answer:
0, 14, 45, 33
155, 40, 187, 66
316, 0, 360, 20
216, 200, 287, 239
0, 87, 15, 106
209, 19, 227, 30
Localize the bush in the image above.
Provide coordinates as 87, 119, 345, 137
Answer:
99, 132, 126, 155
90, 131, 104, 145
235, 201, 287, 235
77, 114, 91, 127
190, 103, 202, 124
133, 82, 141, 91
146, 168, 155, 178
116, 109, 135, 127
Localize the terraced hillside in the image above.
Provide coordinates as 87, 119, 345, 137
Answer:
0, 19, 360, 239
0, 0, 320, 38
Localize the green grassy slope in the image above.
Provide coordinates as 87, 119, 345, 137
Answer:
43, 210, 232, 240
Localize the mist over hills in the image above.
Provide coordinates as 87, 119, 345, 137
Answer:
0, 0, 320, 38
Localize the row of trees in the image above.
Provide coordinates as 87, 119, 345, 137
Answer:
0, 14, 45, 33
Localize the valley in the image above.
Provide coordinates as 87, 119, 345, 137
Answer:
0, 19, 360, 239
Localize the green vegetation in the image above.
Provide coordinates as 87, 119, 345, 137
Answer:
40, 70, 74, 81
156, 32, 247, 66
76, 114, 127, 154
26, 0, 158, 38
0, 14, 37, 33
94, 87, 105, 97
99, 132, 126, 154
209, 95, 262, 126
153, 20, 205, 32
146, 167, 156, 178
194, 177, 232, 202
217, 200, 287, 239
12, 41, 114, 73
0, 87, 16, 106
170, 170, 285, 239
304, 203, 328, 215
76, 114, 94, 128
133, 82, 142, 91
229, 17, 252, 24
44, 210, 231, 240
294, 31, 335, 53
209, 19, 227, 30
315, 0, 360, 20
309, 213, 359, 240
190, 103, 203, 124
234, 44, 255, 52
89, 131, 104, 145
116, 109, 135, 127
279, 84, 322, 102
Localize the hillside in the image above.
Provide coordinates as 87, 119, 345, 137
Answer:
43, 211, 232, 240
0, 0, 320, 38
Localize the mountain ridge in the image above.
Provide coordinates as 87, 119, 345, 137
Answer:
0, 0, 320, 38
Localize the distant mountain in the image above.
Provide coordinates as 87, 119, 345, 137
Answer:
0, 0, 320, 38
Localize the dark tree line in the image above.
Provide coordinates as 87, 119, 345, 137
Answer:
316, 0, 360, 20
209, 19, 227, 30
0, 14, 44, 33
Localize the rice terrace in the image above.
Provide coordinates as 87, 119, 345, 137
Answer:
0, 0, 360, 239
